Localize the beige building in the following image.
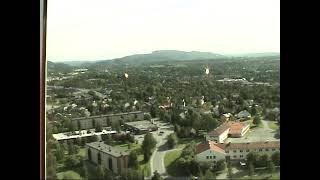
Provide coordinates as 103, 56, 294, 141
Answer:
195, 140, 226, 166
72, 111, 144, 130
206, 121, 250, 143
195, 140, 280, 163
86, 142, 129, 174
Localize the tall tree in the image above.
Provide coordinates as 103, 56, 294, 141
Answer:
55, 143, 64, 161
227, 162, 233, 180
97, 165, 105, 180
141, 133, 157, 161
253, 116, 261, 126
167, 133, 178, 149
128, 151, 139, 169
271, 151, 280, 166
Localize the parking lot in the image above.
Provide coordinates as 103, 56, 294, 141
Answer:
226, 120, 279, 143
133, 120, 174, 144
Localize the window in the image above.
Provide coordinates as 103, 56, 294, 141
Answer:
259, 149, 262, 152
240, 150, 243, 152
246, 149, 249, 152
240, 155, 243, 158
272, 149, 276, 151
210, 156, 212, 159
233, 150, 236, 153
214, 156, 216, 159
233, 155, 237, 158
265, 149, 269, 151
207, 156, 209, 159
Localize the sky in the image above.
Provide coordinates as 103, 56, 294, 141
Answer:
46, 0, 280, 62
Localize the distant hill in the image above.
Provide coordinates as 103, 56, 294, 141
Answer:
106, 50, 226, 64
225, 52, 280, 57
58, 60, 102, 66
47, 61, 73, 73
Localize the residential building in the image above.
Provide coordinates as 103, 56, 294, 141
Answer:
206, 123, 230, 143
86, 142, 129, 174
124, 120, 158, 134
71, 111, 144, 130
195, 140, 280, 163
236, 110, 251, 120
206, 121, 250, 142
195, 140, 226, 166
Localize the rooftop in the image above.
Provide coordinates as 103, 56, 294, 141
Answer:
72, 111, 144, 121
52, 129, 117, 141
207, 122, 230, 136
216, 141, 280, 150
195, 140, 226, 154
86, 141, 129, 157
227, 121, 250, 135
124, 120, 157, 131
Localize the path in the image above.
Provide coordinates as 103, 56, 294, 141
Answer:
261, 119, 271, 131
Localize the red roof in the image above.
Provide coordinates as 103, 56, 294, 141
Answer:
227, 121, 249, 135
196, 141, 226, 154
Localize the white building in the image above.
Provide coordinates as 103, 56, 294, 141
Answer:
195, 140, 226, 166
195, 140, 280, 163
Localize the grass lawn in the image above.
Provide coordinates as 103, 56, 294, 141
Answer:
164, 149, 183, 177
56, 170, 82, 180
114, 143, 141, 153
78, 147, 86, 158
237, 167, 280, 179
267, 121, 279, 130
138, 154, 151, 177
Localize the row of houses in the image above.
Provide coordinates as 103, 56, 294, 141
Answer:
71, 111, 145, 130
195, 140, 280, 165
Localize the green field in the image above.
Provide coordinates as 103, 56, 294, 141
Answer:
114, 143, 141, 153
57, 170, 82, 180
268, 121, 279, 130
164, 149, 183, 176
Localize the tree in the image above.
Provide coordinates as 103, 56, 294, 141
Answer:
144, 113, 151, 120
97, 165, 105, 180
201, 169, 216, 180
141, 133, 157, 161
150, 105, 159, 118
215, 160, 226, 172
79, 162, 88, 180
271, 151, 280, 166
253, 116, 261, 126
267, 161, 275, 176
167, 133, 178, 149
65, 155, 80, 169
227, 162, 233, 180
81, 137, 87, 146
151, 171, 163, 180
55, 143, 64, 161
248, 162, 255, 178
203, 114, 218, 131
46, 151, 57, 180
68, 142, 76, 155
111, 120, 121, 132
128, 151, 139, 169
95, 122, 103, 132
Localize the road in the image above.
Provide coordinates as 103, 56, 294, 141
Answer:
149, 121, 174, 177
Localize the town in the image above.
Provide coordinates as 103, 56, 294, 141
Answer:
46, 55, 280, 180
